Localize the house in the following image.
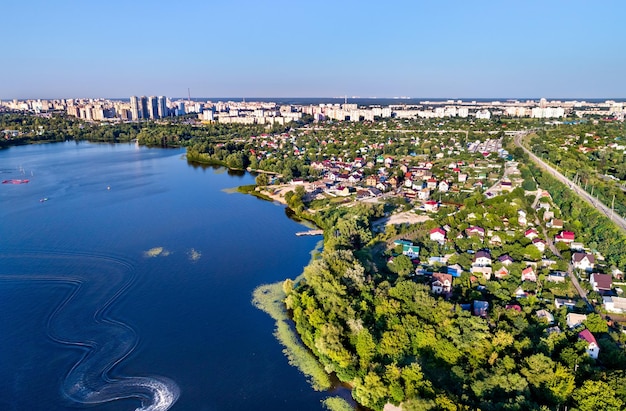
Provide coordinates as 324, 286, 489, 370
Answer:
532, 238, 547, 253
423, 200, 439, 212
572, 253, 595, 271
536, 309, 555, 324
471, 265, 493, 280
365, 175, 379, 187
458, 173, 468, 183
518, 210, 527, 226
466, 226, 485, 237
418, 188, 431, 200
388, 176, 400, 188
394, 240, 421, 259
555, 231, 575, 244
498, 255, 514, 266
430, 228, 447, 244
494, 266, 509, 279
521, 266, 537, 282
426, 178, 438, 189
590, 273, 612, 293
489, 234, 502, 246
578, 329, 599, 360
612, 267, 624, 280
554, 298, 576, 310
500, 180, 513, 192
603, 296, 626, 313
545, 326, 561, 334
473, 250, 492, 266
566, 313, 587, 328
525, 229, 539, 240
570, 242, 585, 251
473, 300, 489, 317
438, 181, 449, 192
547, 271, 566, 283
514, 287, 528, 298
550, 218, 564, 229
431, 272, 453, 294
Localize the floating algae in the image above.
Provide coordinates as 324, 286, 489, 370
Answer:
187, 248, 202, 261
143, 247, 171, 258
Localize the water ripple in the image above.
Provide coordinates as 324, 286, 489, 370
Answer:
0, 250, 180, 410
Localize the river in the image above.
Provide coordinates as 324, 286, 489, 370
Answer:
0, 141, 330, 411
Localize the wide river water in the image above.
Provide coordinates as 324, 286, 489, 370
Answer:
0, 141, 332, 411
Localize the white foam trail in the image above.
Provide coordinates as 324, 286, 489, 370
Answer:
0, 251, 180, 411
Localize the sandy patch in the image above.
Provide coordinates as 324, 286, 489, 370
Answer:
372, 211, 431, 229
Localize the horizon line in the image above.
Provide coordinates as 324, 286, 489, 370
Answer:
4, 96, 626, 101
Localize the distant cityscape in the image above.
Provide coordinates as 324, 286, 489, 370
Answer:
1, 96, 625, 124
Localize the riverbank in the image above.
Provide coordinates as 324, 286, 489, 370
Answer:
252, 282, 332, 391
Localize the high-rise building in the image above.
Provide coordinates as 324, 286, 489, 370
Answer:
130, 96, 140, 120
158, 96, 167, 118
140, 96, 149, 120
148, 96, 159, 119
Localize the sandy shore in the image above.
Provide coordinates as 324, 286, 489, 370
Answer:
257, 185, 291, 205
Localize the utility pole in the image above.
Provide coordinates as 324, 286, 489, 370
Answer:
612, 194, 615, 219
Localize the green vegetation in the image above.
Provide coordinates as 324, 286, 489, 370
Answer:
529, 162, 626, 268
6, 110, 626, 411
527, 121, 626, 218
252, 283, 332, 390
321, 396, 354, 411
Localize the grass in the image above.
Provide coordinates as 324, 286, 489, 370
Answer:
252, 282, 332, 391
235, 184, 273, 201
321, 396, 354, 411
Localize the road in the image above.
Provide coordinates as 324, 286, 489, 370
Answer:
513, 132, 626, 234
514, 131, 600, 310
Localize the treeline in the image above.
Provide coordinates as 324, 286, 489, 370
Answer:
283, 198, 626, 411
1, 112, 293, 149
529, 124, 626, 219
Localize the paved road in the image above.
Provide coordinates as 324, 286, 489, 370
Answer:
513, 132, 626, 234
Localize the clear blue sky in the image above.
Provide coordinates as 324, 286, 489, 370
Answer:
3, 0, 625, 99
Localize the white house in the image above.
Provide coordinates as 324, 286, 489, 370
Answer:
532, 238, 547, 253
431, 273, 453, 294
473, 251, 492, 266
521, 266, 537, 282
566, 313, 587, 328
429, 228, 446, 244
578, 329, 599, 360
590, 273, 613, 293
572, 253, 595, 271
603, 296, 626, 313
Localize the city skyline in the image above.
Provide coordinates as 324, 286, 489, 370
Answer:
3, 0, 625, 99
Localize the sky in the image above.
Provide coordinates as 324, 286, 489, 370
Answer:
2, 0, 625, 99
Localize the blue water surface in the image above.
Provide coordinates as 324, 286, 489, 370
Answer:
0, 141, 328, 411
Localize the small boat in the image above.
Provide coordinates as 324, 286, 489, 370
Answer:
40, 197, 49, 202
2, 179, 30, 184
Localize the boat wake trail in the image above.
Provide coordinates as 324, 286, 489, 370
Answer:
0, 251, 180, 411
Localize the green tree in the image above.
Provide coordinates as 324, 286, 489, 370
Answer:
255, 172, 270, 186
572, 380, 623, 411
583, 313, 609, 334
387, 254, 414, 277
